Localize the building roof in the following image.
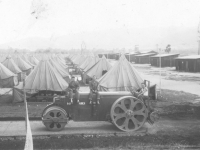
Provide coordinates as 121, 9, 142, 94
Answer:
151, 53, 179, 58
135, 53, 157, 57
139, 50, 158, 54
175, 55, 200, 60
125, 52, 140, 55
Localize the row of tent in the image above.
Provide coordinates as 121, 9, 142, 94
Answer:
68, 53, 144, 91
1, 52, 144, 102
0, 53, 70, 88
0, 54, 70, 102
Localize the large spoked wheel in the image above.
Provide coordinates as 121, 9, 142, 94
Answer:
42, 106, 68, 131
111, 96, 148, 132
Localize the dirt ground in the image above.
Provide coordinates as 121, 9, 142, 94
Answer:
1, 119, 200, 150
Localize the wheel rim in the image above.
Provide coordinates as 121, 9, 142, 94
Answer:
111, 96, 147, 132
42, 106, 68, 131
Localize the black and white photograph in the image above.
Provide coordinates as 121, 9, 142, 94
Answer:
0, 0, 200, 149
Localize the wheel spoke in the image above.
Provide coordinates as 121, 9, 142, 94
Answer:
55, 111, 63, 118
113, 113, 126, 121
45, 114, 54, 120
120, 118, 129, 130
56, 123, 61, 128
130, 118, 140, 128
49, 122, 55, 129
134, 106, 146, 115
130, 99, 140, 109
116, 101, 127, 111
53, 111, 58, 118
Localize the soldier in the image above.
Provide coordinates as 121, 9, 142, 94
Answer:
88, 75, 100, 104
67, 76, 80, 104
132, 83, 155, 124
135, 83, 148, 99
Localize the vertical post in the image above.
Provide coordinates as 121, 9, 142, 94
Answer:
156, 44, 159, 52
22, 72, 27, 131
129, 49, 130, 62
12, 88, 14, 102
198, 16, 200, 55
198, 40, 200, 55
159, 50, 162, 95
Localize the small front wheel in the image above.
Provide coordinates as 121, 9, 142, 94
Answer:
42, 106, 68, 131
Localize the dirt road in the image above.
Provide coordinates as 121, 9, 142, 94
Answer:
133, 64, 200, 96
1, 119, 200, 149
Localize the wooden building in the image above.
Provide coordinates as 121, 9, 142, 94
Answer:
135, 53, 157, 64
150, 53, 179, 67
175, 55, 200, 72
125, 52, 140, 62
99, 52, 120, 60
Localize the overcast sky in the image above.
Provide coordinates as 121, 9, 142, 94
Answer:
0, 0, 200, 50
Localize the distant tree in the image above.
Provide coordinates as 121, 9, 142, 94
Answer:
165, 44, 171, 53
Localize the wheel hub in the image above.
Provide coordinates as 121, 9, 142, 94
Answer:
126, 110, 134, 118
52, 117, 59, 122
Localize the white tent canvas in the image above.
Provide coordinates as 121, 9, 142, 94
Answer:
97, 55, 144, 91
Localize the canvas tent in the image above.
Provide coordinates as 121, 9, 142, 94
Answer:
2, 56, 22, 81
53, 57, 68, 69
21, 55, 35, 67
13, 56, 33, 75
97, 55, 144, 91
83, 57, 98, 72
13, 82, 32, 103
0, 63, 18, 88
85, 55, 112, 79
24, 60, 68, 93
28, 55, 39, 65
79, 56, 93, 70
49, 59, 71, 83
72, 54, 82, 65
0, 54, 6, 63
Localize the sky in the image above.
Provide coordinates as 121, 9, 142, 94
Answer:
0, 0, 200, 50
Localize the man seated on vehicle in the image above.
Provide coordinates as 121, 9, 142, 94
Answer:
67, 76, 80, 104
134, 83, 148, 99
132, 83, 150, 108
131, 82, 155, 124
88, 75, 100, 104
